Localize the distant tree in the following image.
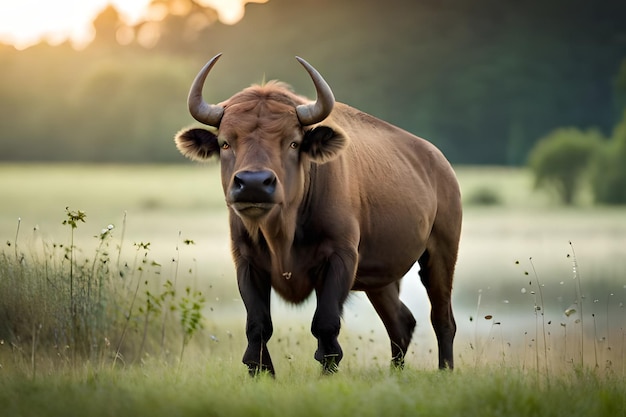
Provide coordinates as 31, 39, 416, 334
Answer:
528, 128, 603, 205
590, 112, 626, 204
132, 0, 218, 51
616, 59, 626, 118
92, 5, 123, 46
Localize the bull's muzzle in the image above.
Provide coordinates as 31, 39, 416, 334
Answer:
229, 170, 277, 218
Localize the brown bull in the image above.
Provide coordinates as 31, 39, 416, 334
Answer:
175, 54, 462, 375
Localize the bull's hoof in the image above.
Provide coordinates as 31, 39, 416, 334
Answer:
391, 355, 405, 371
438, 358, 454, 371
246, 364, 275, 378
320, 355, 340, 375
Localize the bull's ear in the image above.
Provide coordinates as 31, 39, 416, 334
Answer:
175, 128, 220, 161
301, 126, 347, 163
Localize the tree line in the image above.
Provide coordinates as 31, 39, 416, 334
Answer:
1, 0, 625, 165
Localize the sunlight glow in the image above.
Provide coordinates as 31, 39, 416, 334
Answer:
0, 0, 267, 50
201, 0, 265, 24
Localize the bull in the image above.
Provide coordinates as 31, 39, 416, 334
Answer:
175, 54, 462, 375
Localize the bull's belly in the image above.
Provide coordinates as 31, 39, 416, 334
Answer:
352, 260, 418, 290
352, 238, 426, 290
265, 221, 429, 300
269, 257, 419, 300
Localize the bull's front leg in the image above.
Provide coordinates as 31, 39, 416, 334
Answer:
311, 252, 355, 374
237, 262, 275, 376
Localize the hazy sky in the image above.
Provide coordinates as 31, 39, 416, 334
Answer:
0, 0, 267, 49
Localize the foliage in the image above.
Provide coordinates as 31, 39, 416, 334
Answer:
0, 46, 195, 162
176, 285, 206, 362
62, 207, 87, 229
464, 186, 502, 206
0, 0, 625, 165
590, 112, 626, 204
616, 59, 626, 116
0, 208, 207, 370
527, 128, 603, 205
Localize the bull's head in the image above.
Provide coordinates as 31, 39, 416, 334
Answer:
175, 54, 347, 223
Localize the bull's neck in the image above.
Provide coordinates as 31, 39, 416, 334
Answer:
260, 164, 315, 280
240, 163, 315, 280
259, 207, 298, 280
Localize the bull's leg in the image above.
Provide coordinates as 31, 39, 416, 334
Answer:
311, 253, 353, 374
418, 249, 456, 370
237, 262, 275, 376
365, 282, 416, 369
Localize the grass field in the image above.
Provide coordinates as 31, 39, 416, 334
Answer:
1, 163, 625, 416
2, 364, 624, 417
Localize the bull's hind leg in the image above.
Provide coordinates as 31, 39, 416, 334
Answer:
366, 282, 416, 368
418, 246, 457, 369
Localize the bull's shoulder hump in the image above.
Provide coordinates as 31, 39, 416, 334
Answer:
331, 103, 425, 143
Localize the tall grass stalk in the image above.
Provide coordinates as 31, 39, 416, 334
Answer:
91, 224, 113, 303
591, 312, 599, 368
113, 246, 149, 368
472, 289, 482, 367
14, 217, 21, 260
529, 257, 549, 384
137, 284, 159, 362
605, 292, 613, 357
62, 207, 86, 362
622, 330, 625, 378
116, 211, 127, 270
160, 231, 182, 354
569, 241, 584, 368
173, 231, 182, 288
30, 323, 40, 380
561, 323, 568, 363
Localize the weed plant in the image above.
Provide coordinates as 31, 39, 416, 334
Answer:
467, 242, 626, 383
0, 208, 207, 375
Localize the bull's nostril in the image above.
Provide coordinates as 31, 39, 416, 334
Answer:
234, 175, 245, 189
263, 176, 276, 187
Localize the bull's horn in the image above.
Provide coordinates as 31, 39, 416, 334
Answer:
295, 57, 335, 125
188, 53, 225, 127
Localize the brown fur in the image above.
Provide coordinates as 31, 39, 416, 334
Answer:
175, 81, 462, 374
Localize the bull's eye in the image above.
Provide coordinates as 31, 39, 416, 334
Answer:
221, 142, 230, 150
289, 141, 299, 150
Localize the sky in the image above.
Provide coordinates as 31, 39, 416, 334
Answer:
0, 0, 266, 50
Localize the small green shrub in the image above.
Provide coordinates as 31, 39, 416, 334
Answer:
527, 127, 603, 205
464, 186, 502, 206
590, 112, 626, 204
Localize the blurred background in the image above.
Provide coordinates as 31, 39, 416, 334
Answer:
1, 0, 626, 364
1, 0, 625, 167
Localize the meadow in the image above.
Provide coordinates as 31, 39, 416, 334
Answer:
1, 163, 625, 416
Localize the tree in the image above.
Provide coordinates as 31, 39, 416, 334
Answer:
528, 128, 603, 205
590, 112, 626, 204
616, 59, 626, 120
92, 5, 123, 46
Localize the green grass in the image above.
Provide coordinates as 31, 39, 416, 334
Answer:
1, 163, 626, 416
1, 364, 624, 417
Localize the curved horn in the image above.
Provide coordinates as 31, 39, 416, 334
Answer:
295, 56, 335, 126
188, 53, 225, 127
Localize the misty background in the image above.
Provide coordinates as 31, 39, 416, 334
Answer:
1, 0, 625, 166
